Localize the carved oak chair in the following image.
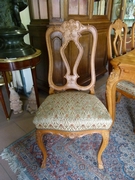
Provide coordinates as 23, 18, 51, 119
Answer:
107, 19, 127, 74
107, 18, 135, 131
33, 19, 113, 169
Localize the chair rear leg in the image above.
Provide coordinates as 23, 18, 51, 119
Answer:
97, 131, 109, 169
116, 91, 122, 103
36, 129, 47, 168
133, 121, 135, 134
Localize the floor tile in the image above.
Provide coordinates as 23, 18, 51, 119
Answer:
0, 160, 17, 180
0, 164, 12, 180
0, 123, 25, 151
15, 114, 35, 133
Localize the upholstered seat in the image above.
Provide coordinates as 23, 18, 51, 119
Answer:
33, 91, 112, 131
117, 81, 135, 97
33, 19, 113, 169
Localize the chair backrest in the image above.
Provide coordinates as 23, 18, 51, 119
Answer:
131, 22, 135, 50
46, 19, 98, 94
107, 18, 128, 60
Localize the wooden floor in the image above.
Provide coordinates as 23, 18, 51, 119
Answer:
0, 73, 108, 180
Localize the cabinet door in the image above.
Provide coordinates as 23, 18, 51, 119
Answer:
65, 0, 112, 21
28, 0, 48, 20
65, 0, 92, 20
28, 0, 49, 27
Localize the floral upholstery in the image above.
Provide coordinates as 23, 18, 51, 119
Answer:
33, 91, 112, 131
117, 81, 135, 96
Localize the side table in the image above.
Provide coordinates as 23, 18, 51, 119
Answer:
0, 49, 41, 109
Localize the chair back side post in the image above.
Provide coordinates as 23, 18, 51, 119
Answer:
131, 22, 135, 50
46, 19, 98, 94
107, 19, 128, 74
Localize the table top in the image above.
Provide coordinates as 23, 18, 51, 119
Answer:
0, 49, 41, 71
0, 49, 41, 63
111, 49, 135, 67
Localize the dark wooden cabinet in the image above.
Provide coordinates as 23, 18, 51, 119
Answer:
28, 24, 49, 92
27, 0, 113, 92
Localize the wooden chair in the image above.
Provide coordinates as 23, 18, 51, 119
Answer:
107, 18, 127, 74
33, 19, 113, 169
107, 18, 135, 131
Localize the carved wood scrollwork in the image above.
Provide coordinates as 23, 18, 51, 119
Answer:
46, 19, 97, 92
106, 68, 120, 95
106, 68, 120, 121
113, 18, 126, 30
60, 20, 85, 89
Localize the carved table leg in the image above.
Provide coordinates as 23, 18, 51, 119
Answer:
106, 69, 120, 122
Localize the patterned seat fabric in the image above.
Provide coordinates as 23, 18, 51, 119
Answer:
117, 81, 135, 96
33, 91, 112, 131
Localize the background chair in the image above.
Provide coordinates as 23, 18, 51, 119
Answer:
107, 18, 127, 74
33, 19, 112, 169
107, 18, 135, 132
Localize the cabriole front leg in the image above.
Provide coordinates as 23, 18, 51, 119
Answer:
97, 130, 109, 169
36, 129, 47, 168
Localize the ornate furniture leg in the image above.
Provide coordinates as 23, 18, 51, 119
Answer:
36, 130, 47, 168
2, 72, 10, 96
106, 68, 120, 121
0, 87, 9, 120
97, 131, 109, 169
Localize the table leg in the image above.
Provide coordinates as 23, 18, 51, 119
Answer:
31, 66, 40, 107
106, 69, 120, 123
2, 72, 10, 97
0, 87, 9, 120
